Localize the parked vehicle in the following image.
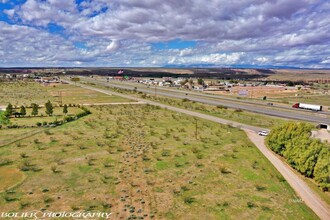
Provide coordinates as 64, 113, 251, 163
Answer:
292, 103, 322, 111
267, 102, 273, 106
258, 131, 269, 136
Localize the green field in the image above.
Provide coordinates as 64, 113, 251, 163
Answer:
0, 81, 132, 106
0, 105, 317, 219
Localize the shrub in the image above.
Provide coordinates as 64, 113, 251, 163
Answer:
217, 105, 228, 109
247, 202, 256, 208
220, 167, 231, 174
184, 197, 195, 204
0, 158, 13, 166
51, 165, 60, 173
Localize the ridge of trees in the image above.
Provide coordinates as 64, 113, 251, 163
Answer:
266, 122, 330, 191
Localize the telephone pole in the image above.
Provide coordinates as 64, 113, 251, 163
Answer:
195, 118, 198, 140
58, 91, 63, 105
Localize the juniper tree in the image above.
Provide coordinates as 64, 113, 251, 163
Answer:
20, 105, 26, 117
31, 103, 39, 116
63, 104, 68, 115
45, 100, 53, 116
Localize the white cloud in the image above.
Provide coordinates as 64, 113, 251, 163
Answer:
106, 40, 121, 52
0, 0, 329, 67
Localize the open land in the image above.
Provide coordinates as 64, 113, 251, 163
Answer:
1, 76, 329, 219
0, 104, 318, 219
0, 81, 132, 107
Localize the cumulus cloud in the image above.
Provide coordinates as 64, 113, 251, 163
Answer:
106, 40, 121, 52
0, 0, 329, 67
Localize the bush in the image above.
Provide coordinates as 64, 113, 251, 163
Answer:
217, 105, 228, 109
184, 197, 195, 204
0, 158, 13, 166
247, 202, 256, 208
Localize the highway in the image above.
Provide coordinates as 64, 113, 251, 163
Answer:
92, 77, 330, 116
64, 79, 330, 220
80, 77, 330, 125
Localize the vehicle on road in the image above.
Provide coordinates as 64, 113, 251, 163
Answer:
292, 103, 322, 111
258, 131, 269, 136
267, 102, 273, 106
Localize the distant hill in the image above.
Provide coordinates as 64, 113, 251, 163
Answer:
1, 67, 329, 81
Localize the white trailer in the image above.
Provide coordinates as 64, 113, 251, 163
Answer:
292, 103, 322, 111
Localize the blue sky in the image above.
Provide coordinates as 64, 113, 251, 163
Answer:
0, 0, 329, 68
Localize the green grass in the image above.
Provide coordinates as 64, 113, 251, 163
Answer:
0, 81, 132, 106
0, 105, 318, 219
0, 127, 42, 147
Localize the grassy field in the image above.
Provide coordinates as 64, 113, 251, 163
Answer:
0, 105, 317, 219
0, 81, 132, 106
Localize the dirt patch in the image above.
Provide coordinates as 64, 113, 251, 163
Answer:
311, 129, 330, 143
0, 167, 25, 192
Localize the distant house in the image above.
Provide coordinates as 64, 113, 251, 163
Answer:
204, 85, 226, 91
114, 76, 124, 80
193, 85, 204, 91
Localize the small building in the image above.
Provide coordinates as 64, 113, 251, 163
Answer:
317, 124, 330, 131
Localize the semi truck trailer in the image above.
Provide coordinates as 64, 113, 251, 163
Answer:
292, 103, 322, 111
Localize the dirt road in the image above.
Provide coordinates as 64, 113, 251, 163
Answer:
67, 80, 330, 220
246, 131, 330, 220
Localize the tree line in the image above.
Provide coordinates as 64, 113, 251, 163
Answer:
266, 122, 330, 191
2, 101, 68, 119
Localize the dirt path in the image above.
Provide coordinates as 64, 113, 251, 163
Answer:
245, 130, 330, 220
67, 80, 330, 220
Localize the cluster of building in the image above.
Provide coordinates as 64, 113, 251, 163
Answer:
34, 77, 60, 84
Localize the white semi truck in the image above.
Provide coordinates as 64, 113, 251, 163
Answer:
292, 103, 322, 111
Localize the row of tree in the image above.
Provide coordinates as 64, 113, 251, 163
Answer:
4, 101, 68, 118
266, 122, 330, 191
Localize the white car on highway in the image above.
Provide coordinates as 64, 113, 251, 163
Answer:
258, 131, 269, 136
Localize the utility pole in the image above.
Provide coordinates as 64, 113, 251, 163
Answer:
195, 118, 198, 140
58, 91, 63, 105
155, 84, 157, 97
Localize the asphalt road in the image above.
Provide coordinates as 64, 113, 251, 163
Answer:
81, 77, 330, 125
66, 80, 330, 219
94, 78, 330, 116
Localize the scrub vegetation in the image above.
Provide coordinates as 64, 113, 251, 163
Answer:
0, 105, 317, 219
